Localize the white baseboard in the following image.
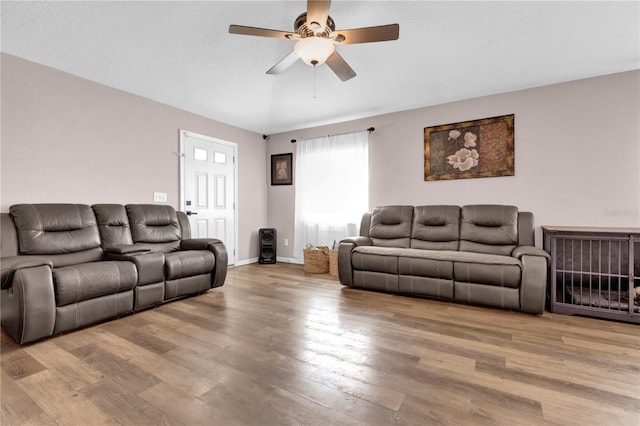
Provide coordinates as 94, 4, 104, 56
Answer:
234, 257, 258, 266
276, 257, 304, 265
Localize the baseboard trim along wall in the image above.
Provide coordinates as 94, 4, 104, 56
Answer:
276, 257, 304, 265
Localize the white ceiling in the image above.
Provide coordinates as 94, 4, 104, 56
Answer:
2, 1, 639, 135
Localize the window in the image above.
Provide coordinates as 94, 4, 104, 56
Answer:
193, 147, 208, 161
294, 131, 369, 258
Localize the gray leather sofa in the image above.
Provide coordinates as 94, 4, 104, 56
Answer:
1, 203, 227, 344
338, 205, 549, 314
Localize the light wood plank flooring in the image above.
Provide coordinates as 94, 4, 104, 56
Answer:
2, 263, 639, 425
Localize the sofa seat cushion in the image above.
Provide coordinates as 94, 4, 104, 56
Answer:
352, 246, 522, 288
398, 257, 453, 279
165, 250, 215, 280
353, 246, 521, 266
53, 261, 137, 307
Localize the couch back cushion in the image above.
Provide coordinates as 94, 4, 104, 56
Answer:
411, 206, 461, 250
460, 205, 518, 255
369, 206, 414, 248
92, 204, 134, 247
10, 204, 101, 255
126, 204, 181, 247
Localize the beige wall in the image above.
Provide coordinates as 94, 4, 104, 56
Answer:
3, 52, 638, 262
267, 70, 640, 258
1, 53, 268, 263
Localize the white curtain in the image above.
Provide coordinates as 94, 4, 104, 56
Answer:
294, 130, 369, 259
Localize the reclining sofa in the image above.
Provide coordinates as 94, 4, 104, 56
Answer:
338, 205, 549, 314
1, 203, 227, 344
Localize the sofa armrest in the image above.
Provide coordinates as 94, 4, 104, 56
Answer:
1, 263, 56, 344
512, 245, 550, 261
1, 256, 53, 290
338, 243, 355, 286
180, 238, 224, 250
181, 239, 228, 288
341, 236, 372, 247
511, 246, 549, 314
519, 254, 548, 314
337, 237, 372, 286
104, 244, 151, 255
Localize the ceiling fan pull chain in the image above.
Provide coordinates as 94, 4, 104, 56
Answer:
313, 64, 317, 99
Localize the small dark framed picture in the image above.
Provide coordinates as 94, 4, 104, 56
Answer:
271, 153, 293, 185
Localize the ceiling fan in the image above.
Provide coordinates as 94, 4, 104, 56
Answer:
229, 0, 399, 82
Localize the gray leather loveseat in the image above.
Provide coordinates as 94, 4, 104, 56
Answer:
338, 205, 549, 314
1, 203, 227, 344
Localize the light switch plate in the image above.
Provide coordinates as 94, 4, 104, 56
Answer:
153, 192, 167, 202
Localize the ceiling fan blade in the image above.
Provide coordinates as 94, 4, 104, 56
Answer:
229, 25, 293, 40
306, 0, 331, 32
326, 51, 356, 82
266, 51, 300, 75
333, 24, 399, 44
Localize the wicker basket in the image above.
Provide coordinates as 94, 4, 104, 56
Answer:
303, 246, 330, 273
329, 249, 339, 278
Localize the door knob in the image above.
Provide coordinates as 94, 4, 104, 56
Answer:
186, 210, 199, 216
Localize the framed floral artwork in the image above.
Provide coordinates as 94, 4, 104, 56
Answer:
424, 114, 514, 181
271, 153, 293, 185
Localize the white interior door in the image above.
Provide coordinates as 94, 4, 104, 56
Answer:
180, 130, 237, 265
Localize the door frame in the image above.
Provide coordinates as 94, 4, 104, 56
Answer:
179, 129, 239, 266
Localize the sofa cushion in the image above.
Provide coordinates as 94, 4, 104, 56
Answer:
369, 206, 413, 248
10, 204, 101, 255
411, 205, 460, 250
53, 261, 137, 306
353, 246, 521, 266
126, 204, 181, 244
164, 250, 215, 280
93, 204, 133, 247
398, 257, 453, 279
460, 205, 518, 255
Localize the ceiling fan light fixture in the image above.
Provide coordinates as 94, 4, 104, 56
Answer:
294, 36, 335, 66
229, 2, 399, 81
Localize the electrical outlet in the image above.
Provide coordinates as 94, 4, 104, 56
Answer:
284, 238, 289, 247
153, 192, 167, 203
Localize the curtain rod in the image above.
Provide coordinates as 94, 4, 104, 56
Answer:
289, 127, 375, 143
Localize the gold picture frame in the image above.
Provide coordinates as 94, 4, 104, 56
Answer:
424, 114, 514, 181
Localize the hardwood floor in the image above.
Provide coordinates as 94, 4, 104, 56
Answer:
1, 263, 639, 425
